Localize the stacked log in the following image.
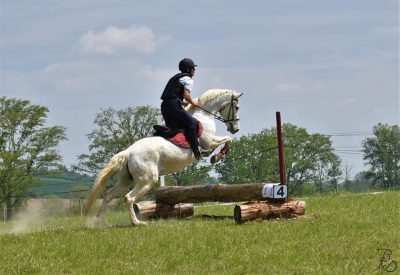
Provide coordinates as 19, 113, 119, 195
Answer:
155, 183, 266, 204
133, 201, 194, 220
234, 199, 306, 224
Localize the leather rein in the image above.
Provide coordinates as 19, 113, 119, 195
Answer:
195, 93, 242, 123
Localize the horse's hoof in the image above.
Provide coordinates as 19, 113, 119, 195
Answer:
210, 155, 220, 164
132, 221, 148, 226
200, 148, 212, 157
96, 218, 107, 227
85, 217, 107, 228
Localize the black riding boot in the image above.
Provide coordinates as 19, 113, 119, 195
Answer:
184, 122, 201, 159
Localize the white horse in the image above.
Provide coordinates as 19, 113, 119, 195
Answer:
84, 89, 243, 225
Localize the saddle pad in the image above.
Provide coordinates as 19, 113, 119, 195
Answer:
154, 121, 203, 148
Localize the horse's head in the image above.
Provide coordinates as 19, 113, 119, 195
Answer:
218, 92, 243, 134
196, 89, 244, 134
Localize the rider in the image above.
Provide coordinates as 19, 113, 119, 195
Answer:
160, 58, 203, 159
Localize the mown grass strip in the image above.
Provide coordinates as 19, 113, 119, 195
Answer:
0, 191, 399, 274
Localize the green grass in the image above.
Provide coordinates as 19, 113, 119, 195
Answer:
0, 191, 399, 274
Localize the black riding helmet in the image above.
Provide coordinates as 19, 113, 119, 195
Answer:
179, 58, 197, 72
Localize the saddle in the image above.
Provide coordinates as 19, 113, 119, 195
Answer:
153, 121, 203, 148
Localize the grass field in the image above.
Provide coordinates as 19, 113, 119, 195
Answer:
0, 191, 399, 274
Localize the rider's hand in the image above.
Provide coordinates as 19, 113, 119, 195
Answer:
192, 99, 199, 107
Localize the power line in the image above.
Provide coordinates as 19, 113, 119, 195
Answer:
0, 188, 90, 200
33, 180, 93, 188
335, 152, 364, 156
335, 146, 363, 148
325, 132, 373, 137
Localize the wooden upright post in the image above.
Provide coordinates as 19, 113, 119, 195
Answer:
233, 112, 307, 224
276, 111, 286, 185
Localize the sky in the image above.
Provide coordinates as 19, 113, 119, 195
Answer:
1, 0, 399, 178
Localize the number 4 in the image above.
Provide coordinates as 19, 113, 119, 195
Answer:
277, 186, 285, 197
274, 184, 287, 199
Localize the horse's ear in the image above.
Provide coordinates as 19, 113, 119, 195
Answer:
236, 92, 244, 98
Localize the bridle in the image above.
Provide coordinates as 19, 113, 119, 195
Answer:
196, 93, 243, 124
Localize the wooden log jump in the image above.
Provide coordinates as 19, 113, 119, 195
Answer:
155, 183, 266, 204
133, 201, 194, 220
154, 183, 305, 224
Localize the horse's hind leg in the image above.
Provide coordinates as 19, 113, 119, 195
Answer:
96, 182, 129, 223
96, 171, 132, 224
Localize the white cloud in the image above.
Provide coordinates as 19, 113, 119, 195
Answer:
74, 26, 169, 54
38, 60, 171, 96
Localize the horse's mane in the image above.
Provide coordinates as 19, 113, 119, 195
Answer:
185, 89, 237, 112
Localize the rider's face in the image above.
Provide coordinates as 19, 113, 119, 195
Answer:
189, 67, 195, 77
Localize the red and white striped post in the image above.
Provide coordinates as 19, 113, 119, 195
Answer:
276, 112, 287, 185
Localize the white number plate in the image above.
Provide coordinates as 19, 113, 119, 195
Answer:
262, 183, 288, 199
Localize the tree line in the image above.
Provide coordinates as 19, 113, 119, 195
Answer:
1, 97, 399, 219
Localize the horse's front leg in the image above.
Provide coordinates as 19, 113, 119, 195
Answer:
209, 135, 232, 149
209, 136, 232, 164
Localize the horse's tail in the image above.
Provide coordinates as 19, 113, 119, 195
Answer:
83, 150, 129, 215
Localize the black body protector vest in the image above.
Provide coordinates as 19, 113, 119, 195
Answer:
161, 72, 191, 101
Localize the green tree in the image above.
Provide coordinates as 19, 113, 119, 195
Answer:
0, 97, 66, 220
362, 123, 400, 188
75, 106, 161, 175
214, 129, 278, 184
215, 123, 341, 194
343, 171, 374, 192
170, 159, 213, 186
